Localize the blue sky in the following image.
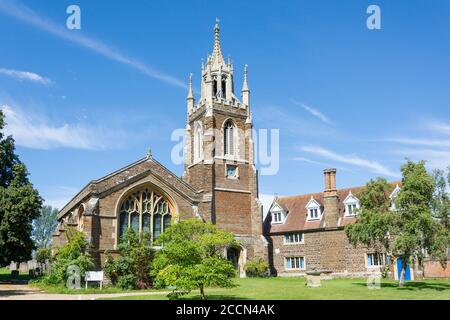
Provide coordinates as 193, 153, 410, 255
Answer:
0, 0, 449, 212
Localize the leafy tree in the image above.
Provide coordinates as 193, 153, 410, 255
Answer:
0, 110, 42, 265
152, 218, 237, 300
32, 205, 59, 249
431, 168, 450, 227
104, 230, 155, 289
346, 161, 450, 287
39, 227, 94, 285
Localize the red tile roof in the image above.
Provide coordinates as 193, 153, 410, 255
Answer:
265, 182, 401, 234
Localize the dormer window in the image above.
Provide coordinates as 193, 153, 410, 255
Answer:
344, 192, 360, 217
270, 203, 287, 224
305, 198, 322, 221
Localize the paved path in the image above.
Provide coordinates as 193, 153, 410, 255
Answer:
0, 283, 169, 300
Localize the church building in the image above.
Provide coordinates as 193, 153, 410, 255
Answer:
52, 22, 268, 277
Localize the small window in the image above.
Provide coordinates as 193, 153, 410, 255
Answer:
309, 208, 319, 220
226, 164, 238, 179
285, 257, 305, 270
284, 233, 304, 244
346, 204, 357, 216
272, 211, 283, 223
367, 253, 387, 267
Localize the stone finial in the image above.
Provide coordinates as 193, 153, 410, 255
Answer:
187, 73, 194, 99
146, 148, 152, 159
242, 64, 249, 92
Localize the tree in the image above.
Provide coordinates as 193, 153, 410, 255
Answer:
104, 230, 155, 289
152, 218, 237, 300
431, 168, 450, 227
346, 161, 450, 287
0, 110, 42, 265
32, 205, 59, 249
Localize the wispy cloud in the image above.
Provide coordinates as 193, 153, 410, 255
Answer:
293, 156, 351, 172
0, 0, 186, 89
41, 185, 80, 210
394, 148, 450, 171
290, 99, 331, 124
428, 122, 450, 135
387, 137, 450, 148
1, 104, 124, 150
0, 67, 51, 85
300, 146, 399, 178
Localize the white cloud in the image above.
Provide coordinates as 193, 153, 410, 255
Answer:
0, 67, 51, 85
290, 99, 331, 124
428, 122, 450, 135
388, 137, 450, 148
42, 186, 79, 210
1, 104, 121, 150
394, 149, 450, 171
0, 0, 186, 89
300, 146, 399, 178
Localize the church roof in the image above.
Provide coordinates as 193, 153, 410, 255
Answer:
57, 156, 200, 220
265, 182, 401, 234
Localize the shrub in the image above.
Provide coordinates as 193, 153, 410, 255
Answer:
38, 227, 94, 286
104, 230, 154, 289
244, 257, 268, 277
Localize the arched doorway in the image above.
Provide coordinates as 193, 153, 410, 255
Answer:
226, 246, 247, 277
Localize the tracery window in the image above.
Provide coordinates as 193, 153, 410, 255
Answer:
118, 187, 172, 243
224, 120, 234, 156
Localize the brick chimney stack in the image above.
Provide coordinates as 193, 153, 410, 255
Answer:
323, 168, 339, 227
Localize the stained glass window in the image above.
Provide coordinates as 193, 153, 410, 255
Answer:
118, 187, 173, 244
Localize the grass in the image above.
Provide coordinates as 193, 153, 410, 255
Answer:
101, 277, 450, 300
0, 267, 33, 284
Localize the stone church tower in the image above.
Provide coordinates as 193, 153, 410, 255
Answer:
182, 22, 268, 273
53, 22, 267, 276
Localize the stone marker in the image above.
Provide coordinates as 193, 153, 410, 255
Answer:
306, 270, 322, 288
19, 262, 29, 274
9, 261, 17, 271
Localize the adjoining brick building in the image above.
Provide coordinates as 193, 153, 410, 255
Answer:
264, 169, 450, 279
52, 22, 268, 276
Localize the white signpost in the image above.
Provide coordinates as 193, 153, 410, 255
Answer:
85, 271, 104, 290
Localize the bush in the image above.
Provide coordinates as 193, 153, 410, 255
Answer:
116, 274, 137, 290
244, 257, 268, 277
38, 228, 94, 286
103, 230, 154, 289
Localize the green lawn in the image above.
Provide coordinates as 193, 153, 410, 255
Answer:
102, 277, 450, 300
0, 267, 33, 284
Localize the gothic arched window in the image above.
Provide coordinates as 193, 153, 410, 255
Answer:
118, 187, 173, 243
194, 122, 203, 162
224, 120, 235, 156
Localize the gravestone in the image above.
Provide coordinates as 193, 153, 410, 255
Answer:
19, 262, 29, 274
9, 261, 17, 271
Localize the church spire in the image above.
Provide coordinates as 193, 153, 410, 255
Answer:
211, 18, 225, 67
